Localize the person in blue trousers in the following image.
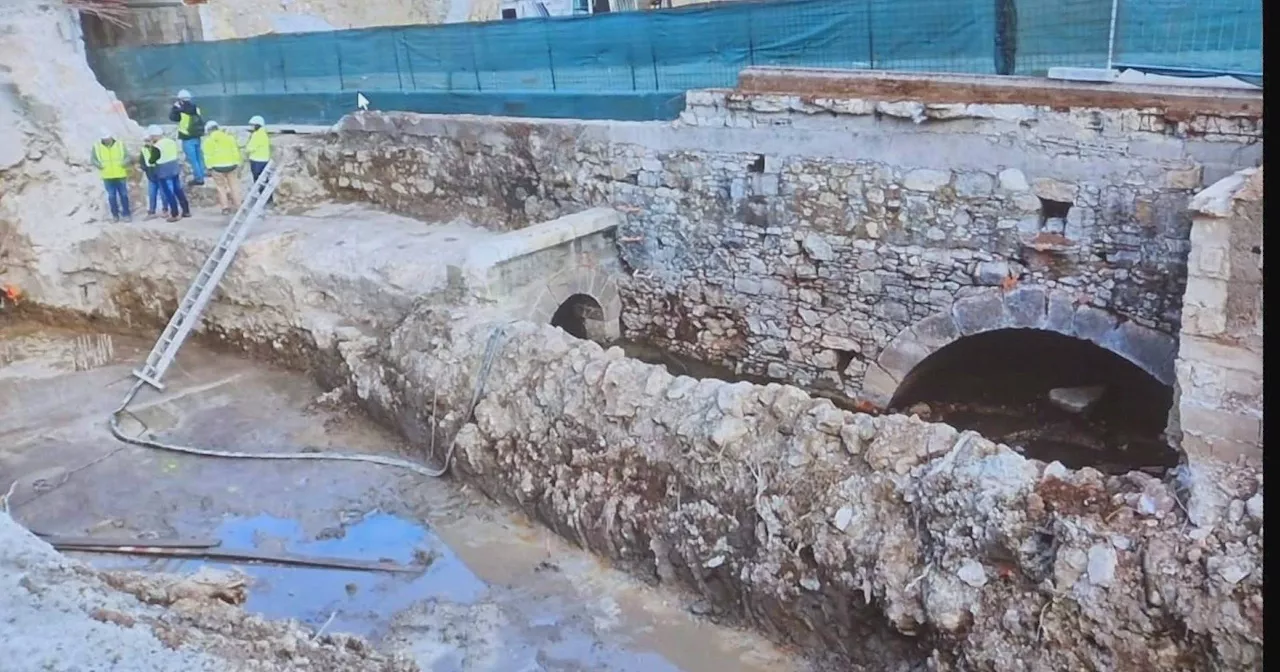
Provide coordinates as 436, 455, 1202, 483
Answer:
146, 126, 190, 221
90, 129, 131, 223
138, 141, 164, 219
169, 89, 206, 186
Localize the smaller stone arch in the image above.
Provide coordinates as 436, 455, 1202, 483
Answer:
526, 264, 622, 342
550, 293, 607, 340
860, 286, 1177, 409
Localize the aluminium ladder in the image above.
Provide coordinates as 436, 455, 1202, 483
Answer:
132, 160, 284, 391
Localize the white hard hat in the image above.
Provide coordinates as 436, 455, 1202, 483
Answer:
248, 115, 265, 126
177, 89, 192, 100
204, 120, 219, 132
99, 127, 113, 139
144, 125, 162, 137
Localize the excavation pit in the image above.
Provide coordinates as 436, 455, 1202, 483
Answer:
0, 324, 809, 672
0, 12, 1263, 665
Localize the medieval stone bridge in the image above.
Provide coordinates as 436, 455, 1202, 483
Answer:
281, 70, 1260, 417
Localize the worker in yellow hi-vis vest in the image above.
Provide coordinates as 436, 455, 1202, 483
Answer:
90, 128, 131, 223
245, 115, 273, 205
201, 120, 242, 215
169, 89, 206, 186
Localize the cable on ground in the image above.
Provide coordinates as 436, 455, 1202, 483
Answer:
107, 324, 510, 479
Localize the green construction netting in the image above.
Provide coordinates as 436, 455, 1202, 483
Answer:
88, 0, 1262, 126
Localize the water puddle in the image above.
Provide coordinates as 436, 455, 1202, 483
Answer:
74, 510, 794, 671
212, 513, 486, 636
84, 512, 486, 638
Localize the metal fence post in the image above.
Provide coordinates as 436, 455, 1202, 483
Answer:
392, 33, 405, 91
866, 0, 875, 69
336, 41, 345, 90
469, 35, 483, 91
648, 18, 660, 90
544, 22, 558, 91
279, 42, 289, 93
1105, 0, 1120, 71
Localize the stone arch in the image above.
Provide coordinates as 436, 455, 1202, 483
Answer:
550, 293, 606, 340
860, 286, 1177, 409
526, 264, 622, 342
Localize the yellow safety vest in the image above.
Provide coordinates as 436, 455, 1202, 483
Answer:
93, 141, 127, 180
246, 127, 271, 162
202, 130, 241, 169
155, 137, 180, 164
179, 107, 203, 137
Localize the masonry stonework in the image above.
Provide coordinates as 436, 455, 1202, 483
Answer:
1173, 168, 1263, 471
277, 78, 1260, 408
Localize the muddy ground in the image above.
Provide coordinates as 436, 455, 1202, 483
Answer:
0, 322, 817, 672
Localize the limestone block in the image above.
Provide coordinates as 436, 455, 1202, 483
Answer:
1180, 404, 1262, 446
1049, 386, 1105, 414
877, 333, 933, 382
1071, 305, 1118, 343
1013, 194, 1042, 213
954, 172, 994, 198
811, 349, 840, 369
910, 312, 960, 349
1188, 168, 1255, 217
951, 292, 1005, 336
1002, 286, 1048, 329
1181, 302, 1228, 338
802, 234, 835, 261
1182, 276, 1229, 315
876, 100, 926, 122
1188, 244, 1230, 280
819, 333, 861, 351
1165, 166, 1204, 190
973, 261, 1011, 285
1100, 319, 1177, 384
1188, 217, 1230, 252
998, 168, 1030, 192
858, 362, 899, 408
1177, 334, 1263, 373
902, 169, 951, 193
1182, 433, 1262, 469
1032, 178, 1078, 204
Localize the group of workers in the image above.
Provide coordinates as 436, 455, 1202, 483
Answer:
91, 89, 273, 224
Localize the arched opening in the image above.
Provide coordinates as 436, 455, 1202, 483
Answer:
888, 328, 1177, 475
550, 293, 607, 342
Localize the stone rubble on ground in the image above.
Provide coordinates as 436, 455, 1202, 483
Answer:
1048, 385, 1106, 414
341, 310, 1263, 670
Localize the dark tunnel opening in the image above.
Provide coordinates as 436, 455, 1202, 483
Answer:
550, 294, 605, 341
889, 328, 1178, 475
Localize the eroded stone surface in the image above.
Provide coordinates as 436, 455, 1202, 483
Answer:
1170, 168, 1263, 528
254, 99, 1260, 407
343, 310, 1264, 671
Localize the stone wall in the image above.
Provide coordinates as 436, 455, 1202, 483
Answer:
1173, 168, 1263, 472
284, 76, 1261, 406
338, 306, 1264, 671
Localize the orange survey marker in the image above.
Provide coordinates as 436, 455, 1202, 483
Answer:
1, 284, 20, 304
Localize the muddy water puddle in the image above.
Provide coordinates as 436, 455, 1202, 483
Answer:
85, 512, 486, 638
3, 324, 815, 672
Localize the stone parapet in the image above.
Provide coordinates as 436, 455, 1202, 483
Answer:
1170, 168, 1262, 529
1174, 168, 1263, 468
